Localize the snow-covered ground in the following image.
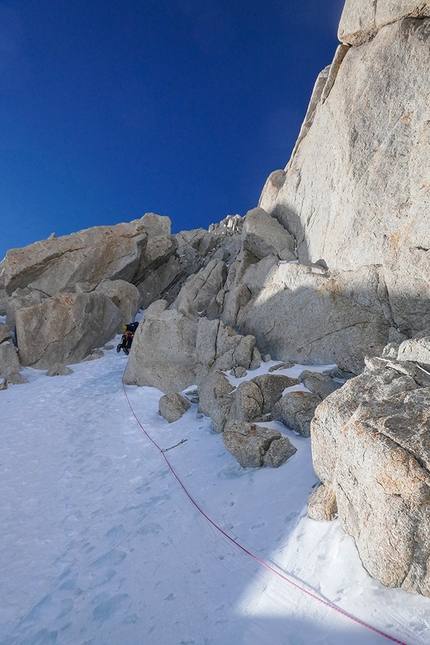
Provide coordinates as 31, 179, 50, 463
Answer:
1, 334, 429, 645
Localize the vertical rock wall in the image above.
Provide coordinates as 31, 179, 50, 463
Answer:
259, 6, 430, 337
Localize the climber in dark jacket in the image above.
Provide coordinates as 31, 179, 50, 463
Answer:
116, 322, 139, 355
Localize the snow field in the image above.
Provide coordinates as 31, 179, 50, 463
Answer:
1, 337, 429, 645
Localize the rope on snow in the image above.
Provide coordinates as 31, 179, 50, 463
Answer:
122, 381, 410, 645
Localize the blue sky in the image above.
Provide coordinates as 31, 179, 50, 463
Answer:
0, 0, 344, 260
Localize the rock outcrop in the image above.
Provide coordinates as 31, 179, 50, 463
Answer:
16, 293, 121, 369
241, 207, 296, 262
2, 212, 246, 372
3, 220, 149, 296
309, 355, 430, 597
92, 280, 140, 332
259, 14, 430, 342
220, 256, 389, 373
172, 258, 227, 318
338, 0, 430, 45
124, 303, 262, 396
6, 287, 47, 333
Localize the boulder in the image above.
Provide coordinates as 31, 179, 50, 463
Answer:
310, 358, 430, 596
229, 380, 264, 423
159, 392, 191, 423
140, 212, 171, 238
6, 288, 47, 332
46, 363, 73, 376
307, 483, 338, 522
123, 304, 262, 400
272, 390, 322, 437
123, 300, 198, 393
0, 341, 21, 379
242, 207, 296, 261
231, 366, 247, 378
298, 370, 342, 400
198, 368, 301, 432
3, 218, 149, 296
338, 0, 430, 45
6, 372, 27, 385
198, 370, 235, 433
16, 292, 121, 369
250, 374, 299, 414
222, 256, 389, 373
93, 280, 140, 331
222, 421, 297, 468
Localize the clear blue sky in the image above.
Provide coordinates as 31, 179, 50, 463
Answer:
0, 0, 345, 260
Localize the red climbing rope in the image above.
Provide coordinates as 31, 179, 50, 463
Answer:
122, 382, 411, 645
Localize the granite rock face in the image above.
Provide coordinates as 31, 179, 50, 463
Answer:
93, 280, 140, 332
6, 288, 47, 333
259, 16, 430, 341
241, 207, 296, 262
16, 293, 121, 369
3, 219, 149, 296
172, 258, 227, 318
397, 336, 430, 370
338, 0, 430, 45
221, 257, 388, 373
310, 358, 430, 597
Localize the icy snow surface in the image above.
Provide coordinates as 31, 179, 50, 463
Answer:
1, 340, 429, 645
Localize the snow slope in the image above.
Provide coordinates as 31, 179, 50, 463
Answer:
1, 336, 429, 645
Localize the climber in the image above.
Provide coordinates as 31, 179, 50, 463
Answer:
116, 321, 139, 355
